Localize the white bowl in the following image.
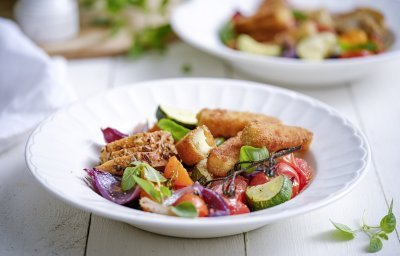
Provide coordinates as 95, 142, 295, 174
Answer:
171, 0, 400, 87
25, 78, 370, 238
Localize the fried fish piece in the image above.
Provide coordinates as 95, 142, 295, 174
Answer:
100, 131, 174, 163
197, 108, 281, 138
176, 125, 216, 166
240, 122, 313, 152
207, 133, 243, 177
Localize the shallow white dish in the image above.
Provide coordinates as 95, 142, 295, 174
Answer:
26, 78, 370, 238
171, 0, 400, 87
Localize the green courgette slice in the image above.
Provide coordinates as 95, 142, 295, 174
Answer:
156, 105, 197, 129
246, 175, 292, 211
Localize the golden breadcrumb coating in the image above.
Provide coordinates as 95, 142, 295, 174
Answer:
197, 108, 281, 138
207, 132, 243, 177
240, 122, 313, 152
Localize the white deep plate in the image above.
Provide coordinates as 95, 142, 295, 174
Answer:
171, 0, 400, 87
26, 78, 370, 238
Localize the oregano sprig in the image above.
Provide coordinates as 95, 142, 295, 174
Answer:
331, 199, 396, 253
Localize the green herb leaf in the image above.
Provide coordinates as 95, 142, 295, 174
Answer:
219, 21, 236, 45
160, 186, 172, 197
378, 232, 389, 240
292, 10, 308, 21
330, 220, 355, 237
181, 63, 192, 74
339, 41, 378, 53
369, 236, 383, 253
133, 176, 161, 202
142, 163, 167, 183
239, 146, 269, 172
121, 166, 140, 191
157, 118, 190, 141
129, 24, 173, 58
215, 137, 226, 146
171, 202, 198, 218
380, 212, 396, 234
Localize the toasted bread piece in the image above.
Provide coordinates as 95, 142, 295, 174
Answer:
100, 131, 174, 163
240, 122, 313, 152
176, 125, 216, 166
197, 108, 281, 138
207, 133, 243, 177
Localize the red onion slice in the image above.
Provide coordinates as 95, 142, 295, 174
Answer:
201, 188, 230, 217
101, 127, 128, 143
85, 169, 140, 205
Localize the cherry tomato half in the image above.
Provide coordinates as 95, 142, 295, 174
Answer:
281, 154, 309, 191
340, 50, 372, 58
175, 193, 209, 217
249, 172, 269, 186
210, 176, 250, 215
275, 162, 300, 198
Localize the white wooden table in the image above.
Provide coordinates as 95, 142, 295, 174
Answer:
1, 42, 400, 256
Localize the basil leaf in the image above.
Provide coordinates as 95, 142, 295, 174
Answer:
133, 176, 161, 202
219, 21, 236, 45
215, 137, 226, 146
380, 213, 396, 234
157, 118, 190, 141
160, 185, 172, 197
142, 163, 167, 183
378, 232, 388, 240
171, 202, 198, 218
330, 220, 355, 237
121, 166, 140, 191
292, 10, 308, 21
369, 236, 383, 253
239, 146, 269, 172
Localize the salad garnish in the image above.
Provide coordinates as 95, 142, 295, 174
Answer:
85, 106, 314, 218
331, 199, 396, 253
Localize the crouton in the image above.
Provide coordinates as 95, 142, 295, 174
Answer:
176, 125, 215, 166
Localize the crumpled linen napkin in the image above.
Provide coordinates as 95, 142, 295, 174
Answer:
0, 18, 76, 152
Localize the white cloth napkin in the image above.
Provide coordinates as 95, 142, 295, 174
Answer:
0, 18, 76, 152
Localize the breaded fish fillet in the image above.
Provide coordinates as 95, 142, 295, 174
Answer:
240, 122, 313, 152
197, 108, 281, 138
207, 133, 243, 177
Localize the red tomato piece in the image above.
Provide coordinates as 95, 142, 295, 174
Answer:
340, 50, 372, 58
210, 176, 250, 215
281, 154, 309, 191
275, 162, 300, 198
249, 172, 269, 186
175, 193, 209, 217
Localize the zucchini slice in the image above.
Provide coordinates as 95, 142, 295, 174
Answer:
245, 175, 292, 211
190, 159, 213, 186
156, 105, 197, 129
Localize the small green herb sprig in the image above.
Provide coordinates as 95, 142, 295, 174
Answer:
331, 200, 397, 253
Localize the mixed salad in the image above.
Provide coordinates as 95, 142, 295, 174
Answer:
85, 106, 314, 218
220, 0, 394, 60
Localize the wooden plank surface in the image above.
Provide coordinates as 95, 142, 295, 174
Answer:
0, 139, 90, 256
1, 42, 400, 256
